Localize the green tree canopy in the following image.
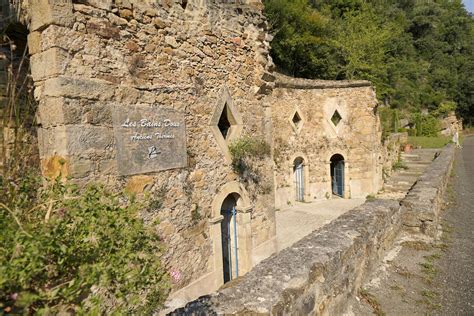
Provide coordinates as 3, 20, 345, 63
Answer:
264, 0, 474, 124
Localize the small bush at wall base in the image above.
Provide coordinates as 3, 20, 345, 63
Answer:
0, 176, 170, 314
229, 136, 271, 173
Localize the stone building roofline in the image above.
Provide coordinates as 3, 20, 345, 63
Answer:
274, 73, 372, 90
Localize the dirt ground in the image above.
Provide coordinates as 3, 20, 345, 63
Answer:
348, 136, 474, 316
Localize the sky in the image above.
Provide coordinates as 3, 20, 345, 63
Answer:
463, 0, 474, 13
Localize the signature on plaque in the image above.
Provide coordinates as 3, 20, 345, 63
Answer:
148, 146, 160, 159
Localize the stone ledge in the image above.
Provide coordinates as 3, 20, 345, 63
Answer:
401, 144, 455, 236
169, 199, 401, 315
274, 73, 372, 90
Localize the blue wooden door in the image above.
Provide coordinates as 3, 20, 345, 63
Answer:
220, 209, 232, 283
332, 161, 344, 197
294, 162, 305, 201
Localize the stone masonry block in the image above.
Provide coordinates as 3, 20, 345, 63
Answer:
30, 48, 69, 81
43, 76, 115, 100
27, 31, 42, 55
37, 97, 66, 127
68, 157, 94, 178
66, 125, 114, 157
37, 126, 68, 158
30, 0, 74, 32
76, 0, 114, 11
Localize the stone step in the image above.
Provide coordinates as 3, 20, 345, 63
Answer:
383, 183, 414, 190
398, 170, 423, 176
403, 162, 432, 168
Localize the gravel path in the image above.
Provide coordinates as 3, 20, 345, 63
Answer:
275, 198, 365, 251
436, 135, 474, 315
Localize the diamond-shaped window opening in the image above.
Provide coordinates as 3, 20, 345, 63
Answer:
289, 109, 304, 134
292, 112, 302, 128
331, 110, 342, 126
218, 103, 232, 140
210, 87, 243, 162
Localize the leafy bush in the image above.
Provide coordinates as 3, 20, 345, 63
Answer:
379, 107, 401, 141
0, 175, 170, 314
229, 136, 271, 174
432, 101, 457, 118
412, 113, 440, 137
228, 136, 272, 191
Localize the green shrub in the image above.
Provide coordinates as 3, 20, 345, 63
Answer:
433, 101, 456, 118
411, 113, 440, 137
0, 175, 170, 314
379, 107, 401, 141
228, 136, 271, 174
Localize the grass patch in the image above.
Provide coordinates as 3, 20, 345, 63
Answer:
419, 261, 437, 277
393, 161, 408, 170
359, 289, 385, 316
407, 136, 451, 148
420, 289, 442, 311
366, 194, 376, 201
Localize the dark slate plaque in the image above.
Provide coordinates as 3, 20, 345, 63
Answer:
112, 105, 187, 176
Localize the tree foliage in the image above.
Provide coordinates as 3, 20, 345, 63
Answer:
264, 0, 474, 124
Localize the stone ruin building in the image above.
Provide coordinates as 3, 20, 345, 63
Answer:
1, 0, 384, 307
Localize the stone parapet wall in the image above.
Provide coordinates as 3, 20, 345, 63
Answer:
275, 73, 371, 90
401, 144, 455, 237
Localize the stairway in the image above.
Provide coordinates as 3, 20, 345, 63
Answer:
377, 149, 440, 200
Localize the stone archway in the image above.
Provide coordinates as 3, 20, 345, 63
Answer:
209, 181, 252, 286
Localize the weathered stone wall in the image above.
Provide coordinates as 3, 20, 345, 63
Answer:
402, 144, 455, 237
268, 74, 383, 207
381, 132, 407, 180
440, 112, 463, 136
25, 0, 277, 303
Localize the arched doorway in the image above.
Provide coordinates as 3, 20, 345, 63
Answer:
220, 193, 239, 283
293, 157, 305, 201
330, 154, 345, 197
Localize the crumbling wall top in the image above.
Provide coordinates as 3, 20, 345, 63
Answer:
275, 72, 372, 90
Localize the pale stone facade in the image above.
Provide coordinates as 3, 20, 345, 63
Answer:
268, 74, 383, 208
7, 0, 385, 307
